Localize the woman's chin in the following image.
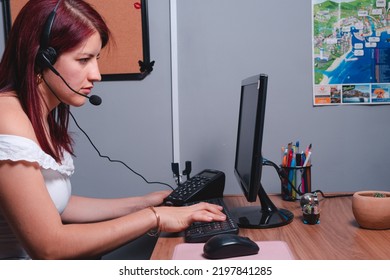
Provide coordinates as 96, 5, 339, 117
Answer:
71, 98, 88, 107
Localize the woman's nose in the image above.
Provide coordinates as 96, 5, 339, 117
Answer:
89, 60, 102, 82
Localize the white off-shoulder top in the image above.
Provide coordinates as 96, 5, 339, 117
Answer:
0, 134, 74, 259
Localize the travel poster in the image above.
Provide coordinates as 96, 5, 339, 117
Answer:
312, 0, 390, 105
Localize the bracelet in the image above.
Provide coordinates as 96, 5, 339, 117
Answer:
147, 206, 161, 237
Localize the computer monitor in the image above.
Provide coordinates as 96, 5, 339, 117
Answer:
231, 73, 294, 229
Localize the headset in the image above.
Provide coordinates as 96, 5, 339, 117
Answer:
36, 0, 62, 73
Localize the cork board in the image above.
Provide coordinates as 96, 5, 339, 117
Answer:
1, 0, 153, 80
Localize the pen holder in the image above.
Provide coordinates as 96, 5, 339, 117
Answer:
280, 165, 312, 201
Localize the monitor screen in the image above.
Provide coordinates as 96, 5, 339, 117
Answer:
234, 75, 266, 202
231, 74, 294, 229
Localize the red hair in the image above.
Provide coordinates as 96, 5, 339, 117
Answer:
0, 0, 110, 162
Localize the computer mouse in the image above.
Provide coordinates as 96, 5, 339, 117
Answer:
203, 234, 259, 259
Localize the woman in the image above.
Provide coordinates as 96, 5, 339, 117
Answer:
0, 0, 225, 259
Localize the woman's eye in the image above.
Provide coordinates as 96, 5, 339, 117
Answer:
78, 58, 89, 64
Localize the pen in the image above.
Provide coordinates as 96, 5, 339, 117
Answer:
300, 151, 305, 193
290, 152, 296, 199
305, 143, 312, 157
282, 146, 288, 167
287, 147, 293, 167
288, 159, 294, 196
303, 151, 312, 167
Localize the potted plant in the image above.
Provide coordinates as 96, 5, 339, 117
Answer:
352, 190, 390, 230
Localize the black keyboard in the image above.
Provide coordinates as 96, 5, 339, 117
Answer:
184, 197, 239, 243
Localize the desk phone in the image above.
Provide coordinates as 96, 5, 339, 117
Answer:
164, 169, 225, 206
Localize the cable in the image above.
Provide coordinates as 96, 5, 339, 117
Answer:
263, 158, 352, 199
68, 111, 174, 190
42, 76, 174, 190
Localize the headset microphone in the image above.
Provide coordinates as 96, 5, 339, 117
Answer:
88, 94, 102, 106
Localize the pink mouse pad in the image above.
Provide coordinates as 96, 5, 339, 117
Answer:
172, 240, 295, 260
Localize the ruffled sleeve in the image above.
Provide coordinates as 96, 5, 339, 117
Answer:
0, 134, 74, 177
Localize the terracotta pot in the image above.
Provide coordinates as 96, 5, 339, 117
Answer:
352, 190, 390, 230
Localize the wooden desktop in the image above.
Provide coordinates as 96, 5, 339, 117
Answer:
150, 194, 390, 260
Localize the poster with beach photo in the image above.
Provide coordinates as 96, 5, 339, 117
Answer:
312, 0, 390, 105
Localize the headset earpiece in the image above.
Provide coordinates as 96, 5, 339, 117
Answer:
37, 48, 60, 76
37, 47, 58, 70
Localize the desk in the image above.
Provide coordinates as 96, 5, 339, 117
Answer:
150, 194, 390, 260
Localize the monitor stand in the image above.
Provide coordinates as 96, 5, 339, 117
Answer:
230, 183, 294, 229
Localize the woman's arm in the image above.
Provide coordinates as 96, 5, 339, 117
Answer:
61, 190, 171, 223
0, 160, 225, 260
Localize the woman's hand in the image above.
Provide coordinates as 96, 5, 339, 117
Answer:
155, 202, 226, 233
143, 190, 171, 206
